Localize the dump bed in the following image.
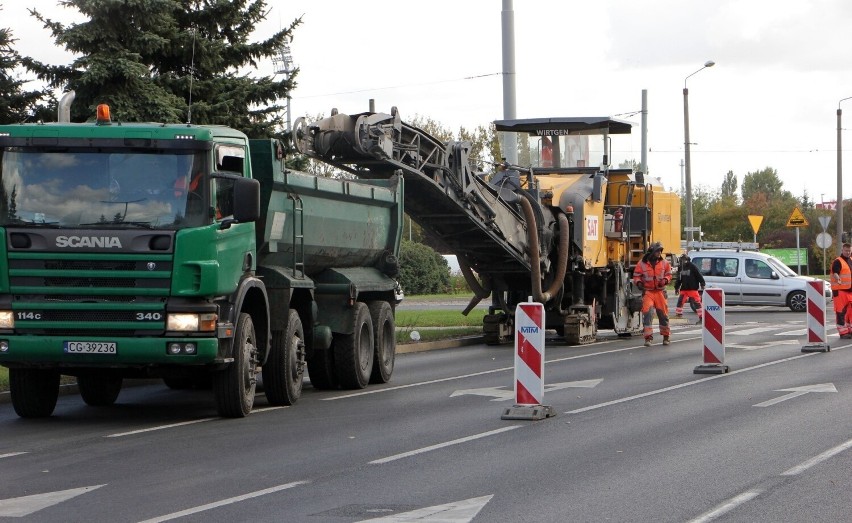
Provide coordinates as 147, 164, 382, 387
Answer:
249, 139, 403, 277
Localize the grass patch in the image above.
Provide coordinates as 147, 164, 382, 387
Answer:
0, 367, 7, 392
395, 309, 485, 345
403, 292, 476, 302
396, 308, 486, 327
396, 326, 481, 344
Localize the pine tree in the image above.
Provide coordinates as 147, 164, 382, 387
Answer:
22, 0, 299, 138
0, 4, 55, 123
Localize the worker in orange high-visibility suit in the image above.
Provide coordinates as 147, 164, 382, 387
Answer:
633, 242, 672, 346
830, 242, 852, 339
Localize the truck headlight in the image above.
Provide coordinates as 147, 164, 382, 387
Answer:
0, 311, 13, 329
167, 313, 217, 332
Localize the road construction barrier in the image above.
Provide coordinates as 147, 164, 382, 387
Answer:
802, 280, 830, 353
501, 299, 555, 420
694, 288, 729, 374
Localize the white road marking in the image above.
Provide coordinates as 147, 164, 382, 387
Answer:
326, 339, 703, 401
450, 380, 602, 402
0, 452, 27, 459
136, 481, 309, 523
753, 383, 837, 407
358, 495, 493, 522
106, 418, 215, 437
566, 352, 825, 414
105, 406, 285, 438
729, 327, 777, 336
686, 491, 762, 523
782, 437, 852, 476
774, 329, 806, 336
0, 484, 105, 517
370, 426, 520, 465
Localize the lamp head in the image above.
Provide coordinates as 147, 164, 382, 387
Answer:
704, 60, 716, 68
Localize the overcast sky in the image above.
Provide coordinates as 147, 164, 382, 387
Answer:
6, 0, 852, 207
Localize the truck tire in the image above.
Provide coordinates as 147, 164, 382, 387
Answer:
307, 349, 338, 390
213, 312, 258, 418
368, 301, 395, 384
788, 290, 807, 312
10, 368, 60, 418
334, 302, 374, 389
78, 374, 123, 406
263, 310, 305, 406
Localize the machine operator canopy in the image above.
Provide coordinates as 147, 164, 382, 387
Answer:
494, 117, 635, 171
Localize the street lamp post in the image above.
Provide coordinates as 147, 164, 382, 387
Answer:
683, 60, 715, 246
838, 96, 852, 255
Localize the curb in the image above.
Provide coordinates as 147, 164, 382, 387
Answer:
396, 335, 485, 354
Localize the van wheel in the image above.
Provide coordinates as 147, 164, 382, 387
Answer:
788, 290, 807, 312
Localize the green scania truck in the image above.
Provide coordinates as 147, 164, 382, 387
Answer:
0, 101, 403, 418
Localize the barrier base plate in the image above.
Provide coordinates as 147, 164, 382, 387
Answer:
801, 343, 830, 353
501, 404, 556, 421
693, 364, 730, 375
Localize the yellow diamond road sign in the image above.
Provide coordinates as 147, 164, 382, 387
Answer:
786, 207, 809, 227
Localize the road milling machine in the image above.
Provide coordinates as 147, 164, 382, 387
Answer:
294, 108, 680, 345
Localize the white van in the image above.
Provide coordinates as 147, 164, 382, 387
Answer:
689, 250, 832, 312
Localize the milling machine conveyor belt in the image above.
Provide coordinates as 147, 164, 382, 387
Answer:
293, 109, 535, 276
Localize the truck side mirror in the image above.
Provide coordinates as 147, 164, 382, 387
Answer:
233, 177, 260, 223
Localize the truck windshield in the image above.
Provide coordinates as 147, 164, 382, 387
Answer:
0, 148, 208, 229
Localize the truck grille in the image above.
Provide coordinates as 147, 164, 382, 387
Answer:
8, 253, 172, 336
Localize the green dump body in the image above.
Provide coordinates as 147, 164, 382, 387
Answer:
249, 140, 403, 277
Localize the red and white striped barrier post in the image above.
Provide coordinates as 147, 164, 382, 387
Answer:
694, 288, 730, 374
802, 280, 830, 353
501, 299, 555, 420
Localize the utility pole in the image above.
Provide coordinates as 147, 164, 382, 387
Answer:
273, 42, 295, 133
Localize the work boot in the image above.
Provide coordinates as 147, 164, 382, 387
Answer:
675, 313, 683, 318
644, 337, 652, 347
841, 333, 852, 340
696, 317, 703, 325
662, 336, 671, 345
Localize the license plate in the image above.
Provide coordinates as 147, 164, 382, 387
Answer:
63, 341, 117, 354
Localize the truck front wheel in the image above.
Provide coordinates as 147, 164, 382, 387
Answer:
334, 302, 374, 389
263, 310, 305, 406
10, 368, 60, 418
213, 312, 258, 417
78, 374, 123, 406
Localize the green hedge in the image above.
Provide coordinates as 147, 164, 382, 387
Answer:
398, 240, 451, 295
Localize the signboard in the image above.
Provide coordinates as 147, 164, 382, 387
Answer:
586, 215, 599, 241
818, 215, 831, 231
683, 226, 701, 232
786, 207, 809, 227
747, 215, 763, 235
764, 248, 808, 267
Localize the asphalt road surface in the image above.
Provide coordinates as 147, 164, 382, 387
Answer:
2, 305, 852, 522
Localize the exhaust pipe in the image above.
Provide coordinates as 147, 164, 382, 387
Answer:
58, 91, 76, 123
